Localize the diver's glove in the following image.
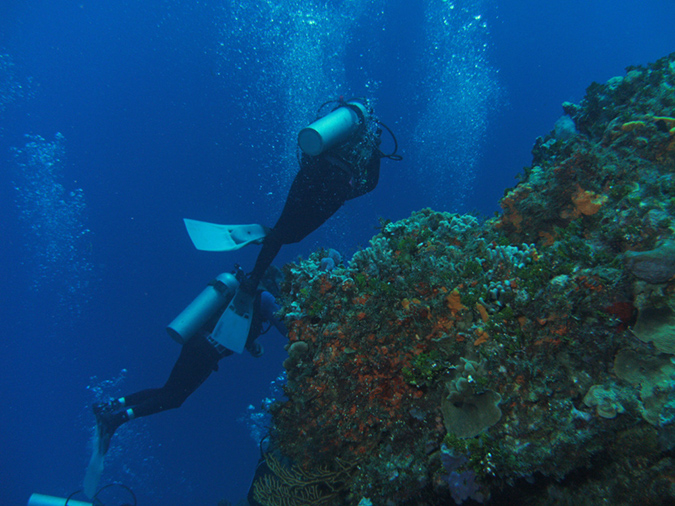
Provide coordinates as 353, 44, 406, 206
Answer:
246, 340, 264, 358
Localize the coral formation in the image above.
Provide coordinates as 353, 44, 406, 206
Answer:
252, 453, 356, 506
440, 444, 484, 504
631, 304, 675, 354
583, 384, 626, 419
440, 358, 502, 439
614, 349, 675, 426
625, 239, 675, 283
253, 53, 675, 504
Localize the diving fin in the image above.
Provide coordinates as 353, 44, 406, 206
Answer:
210, 288, 254, 353
184, 219, 268, 252
83, 424, 107, 498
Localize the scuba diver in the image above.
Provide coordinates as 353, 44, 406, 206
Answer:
183, 98, 402, 354
245, 97, 401, 291
91, 266, 286, 456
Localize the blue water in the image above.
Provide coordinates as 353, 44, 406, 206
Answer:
1, 1, 674, 504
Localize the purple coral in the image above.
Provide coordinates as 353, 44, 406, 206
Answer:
320, 257, 336, 271
319, 248, 343, 271
441, 448, 484, 504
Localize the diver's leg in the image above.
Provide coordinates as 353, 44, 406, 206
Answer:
118, 388, 161, 407
126, 336, 221, 418
245, 166, 350, 291
94, 336, 221, 451
131, 339, 221, 417
92, 387, 159, 416
270, 165, 351, 245
246, 232, 283, 291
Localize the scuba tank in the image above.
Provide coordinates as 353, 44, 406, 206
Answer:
166, 272, 239, 344
27, 494, 92, 506
297, 99, 369, 156
29, 483, 138, 506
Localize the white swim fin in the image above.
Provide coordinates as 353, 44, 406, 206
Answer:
183, 219, 268, 252
83, 425, 106, 498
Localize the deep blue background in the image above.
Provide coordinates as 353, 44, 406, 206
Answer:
1, 1, 674, 504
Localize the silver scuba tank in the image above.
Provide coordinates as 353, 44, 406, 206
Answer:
166, 272, 239, 344
298, 100, 369, 156
27, 494, 93, 506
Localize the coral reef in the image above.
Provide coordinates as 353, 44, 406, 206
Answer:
257, 53, 675, 504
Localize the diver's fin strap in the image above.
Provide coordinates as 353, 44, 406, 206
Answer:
183, 219, 268, 252
210, 288, 254, 354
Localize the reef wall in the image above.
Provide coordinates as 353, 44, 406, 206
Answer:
257, 53, 675, 505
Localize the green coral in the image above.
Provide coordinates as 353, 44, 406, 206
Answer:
442, 433, 501, 477
402, 351, 445, 387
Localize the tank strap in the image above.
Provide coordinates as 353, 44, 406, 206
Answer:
209, 277, 228, 293
323, 154, 352, 176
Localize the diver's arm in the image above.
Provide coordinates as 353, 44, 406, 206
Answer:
362, 155, 381, 195
259, 291, 288, 337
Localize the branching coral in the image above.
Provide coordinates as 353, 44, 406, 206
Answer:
252, 453, 356, 506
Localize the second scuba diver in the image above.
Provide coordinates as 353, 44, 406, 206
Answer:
92, 266, 286, 455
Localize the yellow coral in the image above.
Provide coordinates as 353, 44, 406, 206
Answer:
476, 302, 489, 323
561, 186, 608, 219
652, 116, 675, 129
621, 120, 646, 132
473, 328, 489, 346
445, 288, 466, 315
252, 453, 355, 506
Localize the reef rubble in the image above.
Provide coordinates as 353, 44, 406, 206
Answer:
254, 53, 675, 505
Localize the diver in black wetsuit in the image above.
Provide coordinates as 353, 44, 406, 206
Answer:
93, 270, 286, 454
243, 98, 399, 293
245, 151, 380, 291
210, 99, 400, 356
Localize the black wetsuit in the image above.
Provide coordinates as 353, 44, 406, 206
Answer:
105, 291, 285, 422
248, 146, 381, 288
118, 334, 221, 419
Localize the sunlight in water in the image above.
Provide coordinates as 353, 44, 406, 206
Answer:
215, 1, 500, 214
413, 0, 502, 212
12, 133, 94, 317
215, 0, 382, 212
